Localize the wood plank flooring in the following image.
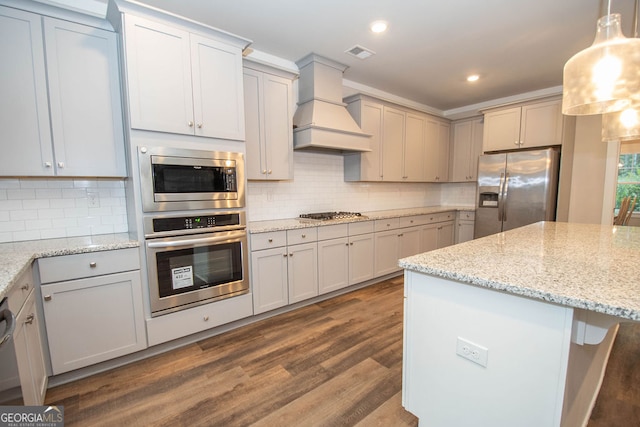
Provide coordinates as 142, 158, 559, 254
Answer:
44, 276, 640, 426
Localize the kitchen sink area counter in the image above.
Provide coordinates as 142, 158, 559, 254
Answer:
400, 221, 640, 427
0, 233, 139, 300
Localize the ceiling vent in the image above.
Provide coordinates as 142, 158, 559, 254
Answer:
345, 45, 376, 60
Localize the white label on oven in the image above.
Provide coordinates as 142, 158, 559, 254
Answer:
172, 266, 193, 289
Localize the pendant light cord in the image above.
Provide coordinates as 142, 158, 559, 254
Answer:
634, 0, 639, 38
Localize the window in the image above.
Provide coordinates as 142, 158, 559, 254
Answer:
616, 151, 640, 212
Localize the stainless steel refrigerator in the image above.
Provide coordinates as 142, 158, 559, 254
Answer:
474, 148, 560, 238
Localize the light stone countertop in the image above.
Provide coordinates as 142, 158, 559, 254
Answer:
248, 205, 475, 234
0, 233, 139, 301
399, 221, 640, 321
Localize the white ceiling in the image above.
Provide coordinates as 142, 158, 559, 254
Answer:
42, 0, 639, 115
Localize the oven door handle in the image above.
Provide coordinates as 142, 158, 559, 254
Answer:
147, 234, 244, 249
0, 308, 16, 350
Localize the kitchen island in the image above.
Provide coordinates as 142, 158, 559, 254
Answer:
399, 221, 640, 427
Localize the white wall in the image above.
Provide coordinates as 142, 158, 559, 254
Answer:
246, 151, 445, 222
0, 178, 127, 243
565, 116, 618, 225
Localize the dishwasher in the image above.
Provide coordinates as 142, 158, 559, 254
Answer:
0, 297, 22, 405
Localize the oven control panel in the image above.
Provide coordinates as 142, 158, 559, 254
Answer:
149, 213, 243, 234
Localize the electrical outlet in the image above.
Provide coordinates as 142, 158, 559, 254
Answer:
87, 191, 99, 208
456, 337, 488, 368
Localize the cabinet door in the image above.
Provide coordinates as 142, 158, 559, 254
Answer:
124, 14, 194, 135
424, 119, 439, 181
520, 99, 563, 148
360, 101, 384, 180
287, 242, 318, 303
468, 119, 484, 181
437, 121, 450, 181
374, 229, 400, 276
0, 7, 53, 176
399, 226, 422, 259
483, 106, 521, 152
318, 237, 349, 294
382, 106, 405, 181
263, 73, 293, 179
191, 33, 244, 140
451, 120, 474, 182
349, 233, 374, 284
41, 271, 146, 374
457, 221, 475, 244
437, 221, 455, 248
251, 247, 288, 314
13, 292, 47, 406
404, 113, 426, 181
420, 224, 439, 253
243, 69, 265, 179
44, 18, 126, 177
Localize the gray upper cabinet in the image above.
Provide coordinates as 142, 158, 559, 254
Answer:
0, 6, 126, 177
243, 63, 295, 180
121, 12, 246, 141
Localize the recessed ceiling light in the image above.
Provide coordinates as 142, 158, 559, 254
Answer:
370, 20, 388, 33
467, 74, 480, 82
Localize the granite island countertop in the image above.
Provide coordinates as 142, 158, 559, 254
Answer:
249, 206, 475, 233
0, 233, 140, 301
399, 221, 640, 321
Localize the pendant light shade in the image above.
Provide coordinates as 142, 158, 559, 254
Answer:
602, 103, 640, 141
562, 13, 640, 116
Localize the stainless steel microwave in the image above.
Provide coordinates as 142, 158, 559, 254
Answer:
138, 146, 245, 212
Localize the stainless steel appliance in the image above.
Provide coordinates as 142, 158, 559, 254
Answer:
474, 148, 560, 238
299, 211, 364, 221
144, 211, 249, 317
138, 146, 245, 212
0, 298, 21, 405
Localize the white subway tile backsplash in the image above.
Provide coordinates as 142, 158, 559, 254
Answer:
247, 151, 442, 222
0, 178, 128, 243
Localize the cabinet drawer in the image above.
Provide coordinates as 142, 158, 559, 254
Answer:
250, 231, 286, 251
425, 212, 455, 224
287, 228, 318, 245
374, 218, 400, 232
459, 211, 475, 221
7, 267, 34, 314
399, 215, 427, 228
349, 220, 374, 236
38, 248, 140, 284
317, 224, 348, 241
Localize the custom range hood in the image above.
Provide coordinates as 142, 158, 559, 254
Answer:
293, 54, 371, 152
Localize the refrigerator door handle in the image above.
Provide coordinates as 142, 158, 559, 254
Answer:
498, 172, 505, 221
503, 172, 511, 222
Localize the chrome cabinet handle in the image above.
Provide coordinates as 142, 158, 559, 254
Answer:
262, 170, 267, 174
44, 295, 52, 302
283, 253, 288, 257
44, 162, 52, 168
203, 315, 209, 321
289, 253, 293, 257
21, 284, 29, 291
268, 238, 273, 243
57, 162, 64, 168
25, 314, 35, 325
188, 121, 194, 127
89, 262, 97, 268
197, 123, 203, 128
301, 234, 306, 238
268, 170, 272, 174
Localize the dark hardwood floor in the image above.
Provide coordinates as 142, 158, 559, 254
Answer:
45, 276, 640, 426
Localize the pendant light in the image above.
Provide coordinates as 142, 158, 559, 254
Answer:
602, 0, 640, 142
562, 0, 640, 116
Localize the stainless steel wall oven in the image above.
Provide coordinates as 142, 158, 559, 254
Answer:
144, 211, 249, 317
138, 146, 245, 212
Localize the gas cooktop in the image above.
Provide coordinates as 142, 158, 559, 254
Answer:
299, 212, 364, 221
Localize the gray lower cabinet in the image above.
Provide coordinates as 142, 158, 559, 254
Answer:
38, 248, 146, 375
7, 266, 48, 405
